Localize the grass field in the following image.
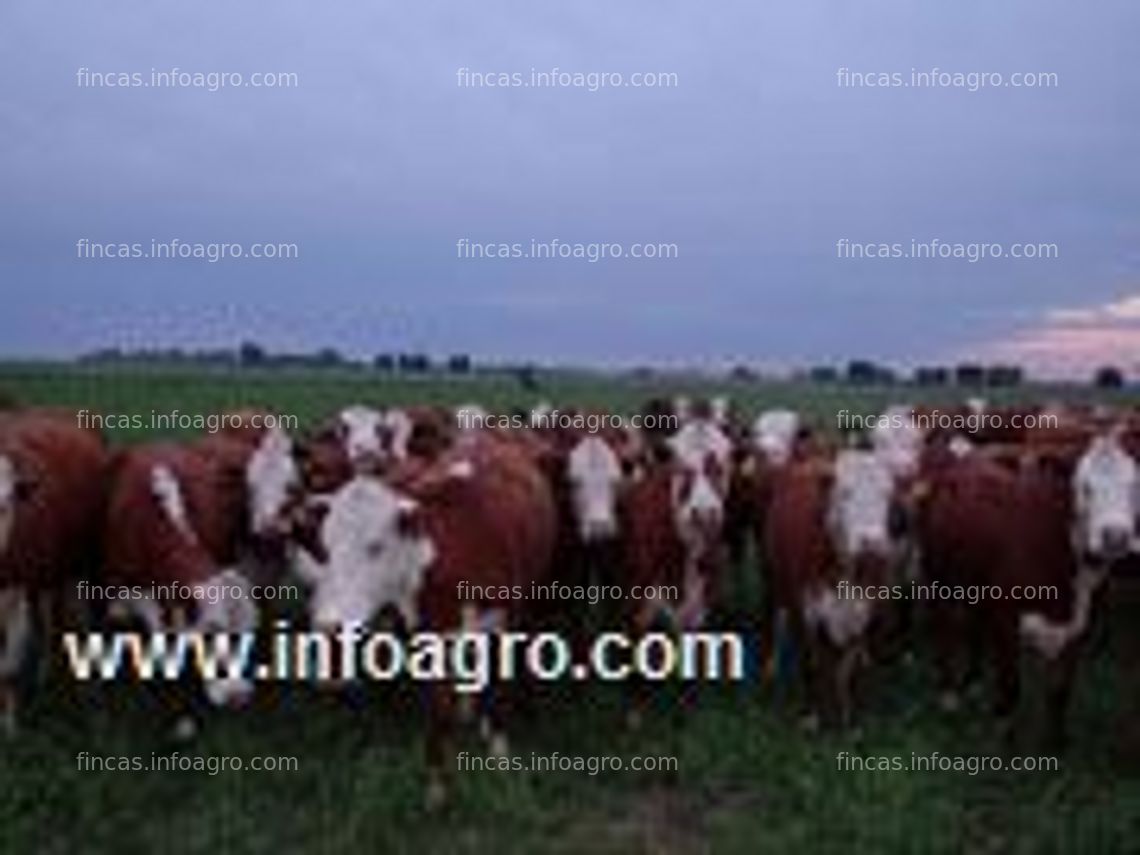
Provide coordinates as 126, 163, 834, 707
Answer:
0, 364, 1137, 854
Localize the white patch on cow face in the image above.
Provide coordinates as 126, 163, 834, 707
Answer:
0, 588, 31, 679
338, 406, 384, 466
948, 436, 974, 458
670, 464, 724, 548
567, 436, 622, 541
670, 420, 732, 473
246, 427, 299, 537
802, 585, 872, 648
668, 420, 731, 544
828, 450, 895, 558
308, 478, 436, 631
381, 409, 414, 460
752, 410, 799, 465
710, 396, 730, 425
193, 569, 260, 707
150, 464, 197, 542
1073, 435, 1138, 559
871, 406, 924, 478
0, 457, 16, 553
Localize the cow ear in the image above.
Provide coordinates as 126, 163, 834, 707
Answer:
293, 441, 313, 464
395, 499, 424, 538
287, 497, 329, 562
14, 476, 37, 502
620, 453, 648, 484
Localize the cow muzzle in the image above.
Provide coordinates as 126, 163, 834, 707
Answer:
1096, 525, 1133, 562
580, 514, 618, 543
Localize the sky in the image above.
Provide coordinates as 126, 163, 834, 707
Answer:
1, 0, 1137, 377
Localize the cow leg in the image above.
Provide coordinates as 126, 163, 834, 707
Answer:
931, 600, 968, 712
166, 605, 205, 742
476, 613, 512, 759
799, 631, 826, 732
990, 617, 1020, 742
425, 681, 458, 810
625, 605, 657, 731
834, 642, 867, 729
758, 592, 778, 687
1042, 643, 1079, 751
0, 588, 31, 735
34, 588, 62, 685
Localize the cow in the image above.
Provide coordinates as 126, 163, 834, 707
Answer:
870, 404, 927, 480
723, 409, 804, 567
100, 427, 294, 733
297, 405, 455, 493
917, 428, 1137, 745
752, 410, 800, 467
0, 411, 108, 732
295, 434, 557, 807
761, 448, 908, 727
614, 415, 732, 721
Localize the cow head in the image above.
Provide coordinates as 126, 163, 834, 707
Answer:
826, 449, 897, 565
871, 405, 925, 479
303, 477, 437, 632
566, 435, 624, 542
191, 568, 260, 708
337, 405, 386, 469
752, 409, 799, 465
0, 455, 34, 553
667, 420, 732, 549
380, 408, 414, 461
245, 426, 300, 539
1072, 432, 1138, 562
669, 453, 727, 549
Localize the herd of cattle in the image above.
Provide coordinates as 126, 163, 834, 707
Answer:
0, 394, 1137, 800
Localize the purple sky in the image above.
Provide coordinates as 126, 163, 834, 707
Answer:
1, 0, 1137, 376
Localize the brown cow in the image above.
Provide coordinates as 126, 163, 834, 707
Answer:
296, 433, 557, 806
297, 405, 454, 493
101, 428, 292, 727
918, 430, 1137, 745
0, 411, 108, 731
761, 449, 909, 727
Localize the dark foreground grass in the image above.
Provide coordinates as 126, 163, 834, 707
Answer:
0, 365, 1136, 854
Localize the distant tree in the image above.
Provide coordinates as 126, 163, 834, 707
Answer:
373, 353, 395, 372
985, 364, 1023, 387
447, 354, 472, 374
398, 353, 430, 373
315, 347, 344, 367
238, 340, 266, 367
729, 364, 756, 382
517, 364, 540, 391
914, 366, 949, 386
1094, 365, 1125, 389
809, 365, 839, 384
955, 363, 985, 387
846, 360, 881, 385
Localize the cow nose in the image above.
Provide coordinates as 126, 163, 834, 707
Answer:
226, 686, 254, 709
857, 534, 890, 557
581, 516, 616, 541
1101, 526, 1131, 558
689, 507, 721, 534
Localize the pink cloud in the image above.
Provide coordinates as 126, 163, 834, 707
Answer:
971, 291, 1140, 379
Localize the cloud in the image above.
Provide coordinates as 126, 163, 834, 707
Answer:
1045, 293, 1140, 325
977, 291, 1140, 378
